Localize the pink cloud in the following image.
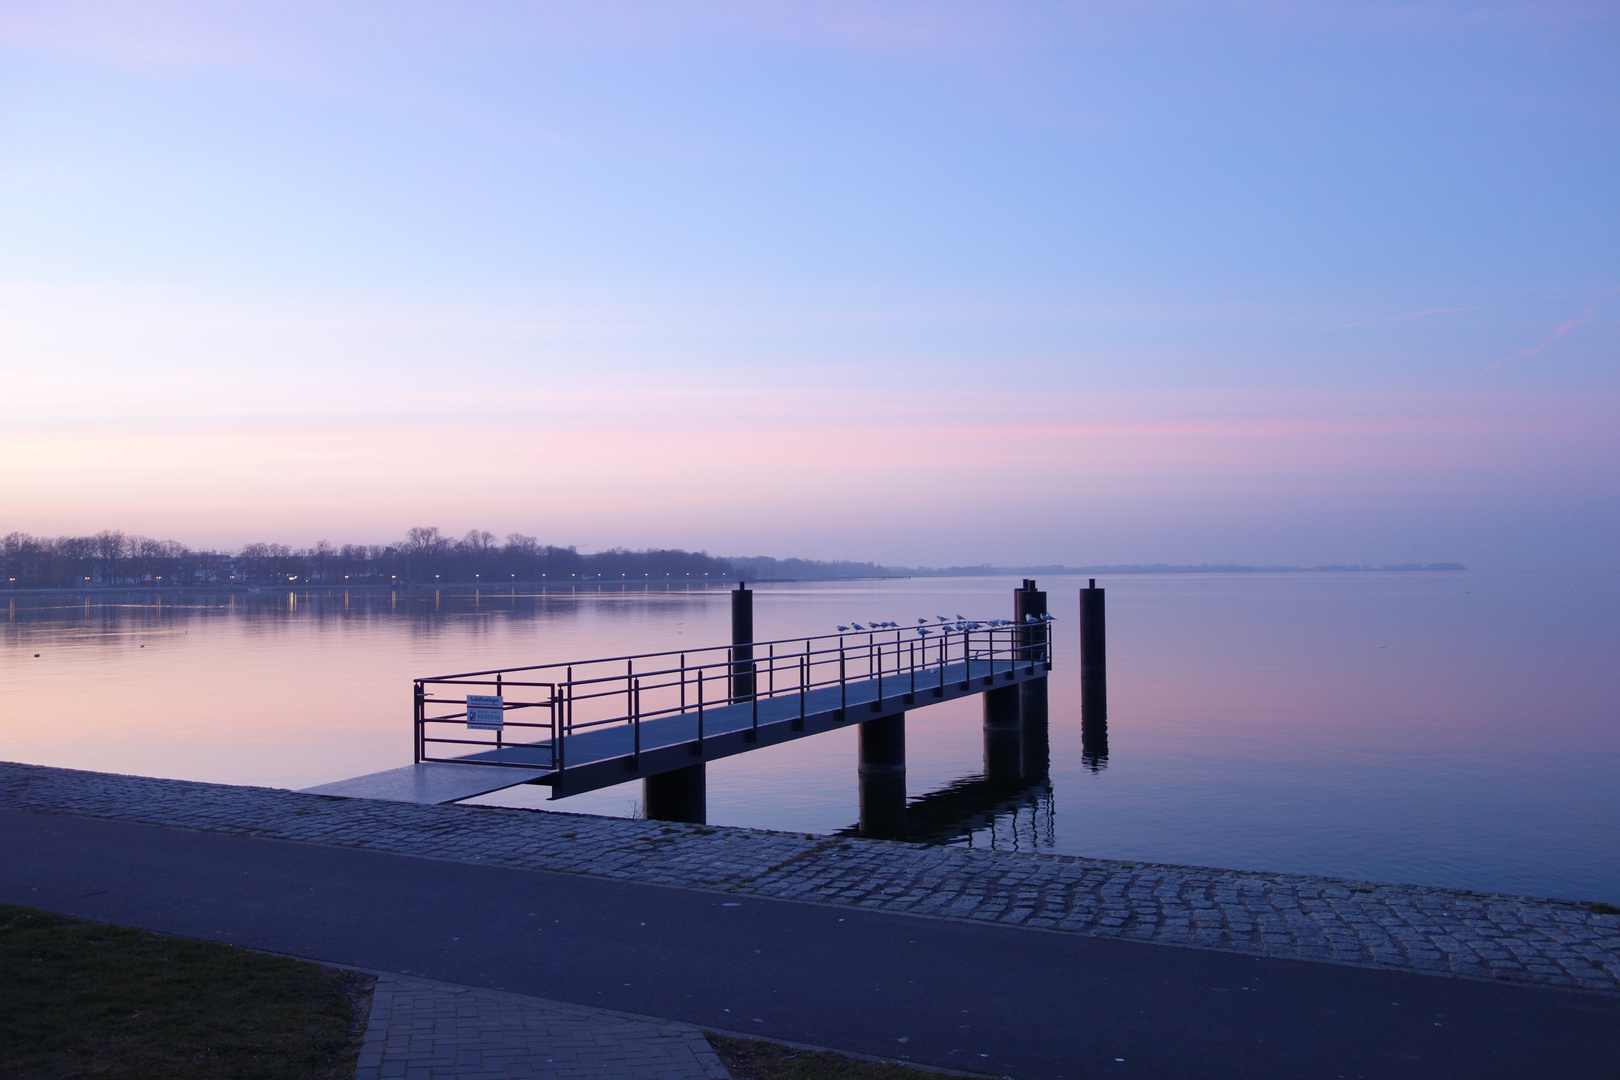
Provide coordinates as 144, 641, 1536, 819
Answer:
1482, 285, 1619, 373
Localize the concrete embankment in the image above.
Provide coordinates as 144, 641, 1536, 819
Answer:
2, 761, 1617, 1078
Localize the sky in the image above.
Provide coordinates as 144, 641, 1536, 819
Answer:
1, 1, 1616, 569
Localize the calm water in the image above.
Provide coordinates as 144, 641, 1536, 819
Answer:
3, 573, 1616, 902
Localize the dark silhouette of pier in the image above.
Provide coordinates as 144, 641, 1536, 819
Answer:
306, 579, 1107, 836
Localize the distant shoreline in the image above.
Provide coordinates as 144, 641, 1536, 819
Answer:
0, 564, 1475, 596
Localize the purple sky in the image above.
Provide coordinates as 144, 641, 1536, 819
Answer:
2, 2, 1616, 567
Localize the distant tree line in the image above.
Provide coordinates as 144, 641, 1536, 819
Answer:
4, 529, 1459, 589
0, 527, 737, 588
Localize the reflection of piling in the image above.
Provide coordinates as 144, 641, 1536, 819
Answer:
1080, 578, 1108, 770
858, 713, 906, 838
1081, 678, 1108, 771
643, 764, 706, 823
1014, 580, 1049, 780
731, 582, 754, 701
982, 685, 1022, 783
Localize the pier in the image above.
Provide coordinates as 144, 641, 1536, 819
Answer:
306, 582, 1056, 830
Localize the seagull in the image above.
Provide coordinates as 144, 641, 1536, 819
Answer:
917, 627, 932, 636
917, 618, 928, 625
836, 625, 850, 632
1025, 614, 1039, 623
936, 615, 950, 622
851, 623, 865, 631
955, 613, 965, 621
1041, 613, 1055, 621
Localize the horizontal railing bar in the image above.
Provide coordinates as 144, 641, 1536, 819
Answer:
422, 660, 1022, 731
416, 621, 1042, 681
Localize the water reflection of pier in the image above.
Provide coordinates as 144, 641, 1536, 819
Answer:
838, 772, 1056, 850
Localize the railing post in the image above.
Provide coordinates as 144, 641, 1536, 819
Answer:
876, 642, 883, 710
633, 677, 641, 766
839, 646, 846, 719
413, 681, 424, 763
555, 684, 566, 774
797, 653, 806, 730
697, 668, 705, 752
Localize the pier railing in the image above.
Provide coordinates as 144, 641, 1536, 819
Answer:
414, 621, 1051, 773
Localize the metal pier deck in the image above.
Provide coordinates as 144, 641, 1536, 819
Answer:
303, 611, 1052, 805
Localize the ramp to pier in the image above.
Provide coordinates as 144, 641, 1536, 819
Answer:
300, 763, 549, 804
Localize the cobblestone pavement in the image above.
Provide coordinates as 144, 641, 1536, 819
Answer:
354, 973, 730, 1080
4, 761, 1617, 995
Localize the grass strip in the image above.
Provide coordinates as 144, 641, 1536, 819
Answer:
0, 904, 371, 1080
711, 1033, 987, 1080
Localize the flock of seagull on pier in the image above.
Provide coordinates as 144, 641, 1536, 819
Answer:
835, 613, 1055, 636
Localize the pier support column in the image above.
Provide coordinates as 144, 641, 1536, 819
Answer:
982, 685, 1022, 784
731, 582, 754, 701
858, 713, 906, 839
643, 764, 706, 824
1014, 580, 1050, 780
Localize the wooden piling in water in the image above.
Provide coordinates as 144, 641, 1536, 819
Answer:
731, 582, 754, 701
1014, 580, 1049, 780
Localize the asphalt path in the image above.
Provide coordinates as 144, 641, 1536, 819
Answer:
2, 808, 1614, 1079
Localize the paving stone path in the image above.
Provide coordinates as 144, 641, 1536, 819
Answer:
354, 973, 730, 1080
4, 761, 1617, 995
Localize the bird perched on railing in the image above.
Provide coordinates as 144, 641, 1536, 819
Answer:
917, 627, 932, 636
836, 625, 849, 632
851, 622, 865, 631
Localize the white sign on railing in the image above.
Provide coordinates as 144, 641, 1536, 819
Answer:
466, 694, 505, 730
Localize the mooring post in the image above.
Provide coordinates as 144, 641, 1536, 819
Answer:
1080, 577, 1108, 771
644, 764, 706, 824
858, 712, 906, 839
1014, 579, 1050, 780
1081, 578, 1106, 686
732, 582, 755, 702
